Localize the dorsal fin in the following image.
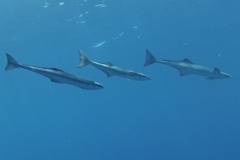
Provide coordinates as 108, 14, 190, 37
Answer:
181, 58, 194, 64
106, 62, 114, 66
213, 67, 221, 74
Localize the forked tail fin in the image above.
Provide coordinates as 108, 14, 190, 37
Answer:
5, 53, 20, 70
78, 50, 91, 67
144, 49, 156, 67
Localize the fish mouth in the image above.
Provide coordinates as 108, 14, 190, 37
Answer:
141, 77, 151, 80
95, 82, 104, 89
97, 85, 104, 89
140, 75, 151, 80
135, 75, 151, 80
145, 76, 152, 80
224, 73, 232, 78
228, 74, 233, 78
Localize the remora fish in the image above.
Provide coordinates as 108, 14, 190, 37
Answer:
144, 49, 232, 80
5, 53, 103, 90
78, 50, 151, 80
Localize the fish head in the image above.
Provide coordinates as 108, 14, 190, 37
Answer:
220, 72, 232, 79
92, 81, 104, 89
127, 71, 151, 80
211, 68, 232, 79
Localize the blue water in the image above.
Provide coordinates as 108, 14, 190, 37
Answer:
1, 0, 240, 159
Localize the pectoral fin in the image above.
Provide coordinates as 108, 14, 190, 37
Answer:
102, 71, 112, 77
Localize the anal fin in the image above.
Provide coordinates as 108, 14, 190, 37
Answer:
50, 78, 63, 83
179, 70, 191, 76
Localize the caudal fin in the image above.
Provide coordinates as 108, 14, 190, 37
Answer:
78, 50, 91, 67
144, 49, 156, 67
5, 53, 19, 70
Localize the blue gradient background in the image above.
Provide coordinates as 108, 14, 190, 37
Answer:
0, 0, 240, 160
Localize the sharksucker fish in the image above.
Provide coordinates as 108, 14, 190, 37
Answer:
78, 50, 151, 81
144, 49, 231, 80
5, 53, 103, 90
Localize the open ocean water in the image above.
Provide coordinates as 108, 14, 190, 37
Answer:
0, 0, 240, 160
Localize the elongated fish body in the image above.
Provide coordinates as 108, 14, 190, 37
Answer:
5, 53, 103, 90
144, 49, 231, 80
78, 50, 151, 80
